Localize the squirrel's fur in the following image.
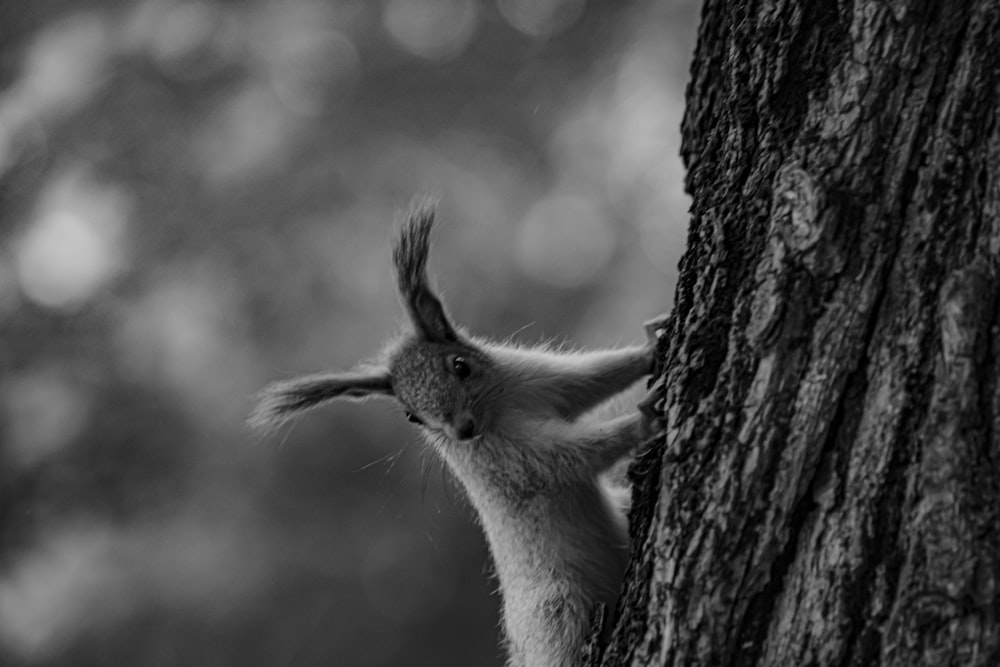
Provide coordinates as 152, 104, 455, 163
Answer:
251, 201, 664, 667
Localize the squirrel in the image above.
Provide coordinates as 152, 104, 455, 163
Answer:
250, 200, 667, 667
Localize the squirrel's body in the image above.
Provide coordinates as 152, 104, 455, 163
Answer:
448, 430, 626, 666
252, 202, 664, 667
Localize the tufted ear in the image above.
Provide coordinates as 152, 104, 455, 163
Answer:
392, 200, 460, 344
249, 369, 393, 430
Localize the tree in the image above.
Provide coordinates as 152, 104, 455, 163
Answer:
590, 1, 1000, 665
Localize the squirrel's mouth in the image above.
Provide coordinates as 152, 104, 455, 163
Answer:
449, 428, 480, 442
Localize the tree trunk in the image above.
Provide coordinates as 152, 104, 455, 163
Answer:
590, 1, 1000, 665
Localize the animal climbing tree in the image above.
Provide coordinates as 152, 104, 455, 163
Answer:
590, 1, 1000, 665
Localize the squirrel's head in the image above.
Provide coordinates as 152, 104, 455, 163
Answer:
250, 200, 493, 442
386, 338, 492, 441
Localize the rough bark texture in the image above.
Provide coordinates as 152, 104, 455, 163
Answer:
590, 1, 1000, 665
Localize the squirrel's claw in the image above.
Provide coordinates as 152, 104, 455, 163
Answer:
638, 380, 666, 442
643, 313, 670, 346
639, 313, 669, 439
642, 312, 670, 374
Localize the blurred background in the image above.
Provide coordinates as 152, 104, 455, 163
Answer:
0, 1, 696, 665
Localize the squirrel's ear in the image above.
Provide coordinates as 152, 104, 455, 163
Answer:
392, 199, 460, 344
249, 370, 393, 430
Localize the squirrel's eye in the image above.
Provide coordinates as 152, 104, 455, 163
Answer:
451, 356, 471, 380
404, 411, 423, 425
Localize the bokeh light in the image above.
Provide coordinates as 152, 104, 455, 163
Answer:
497, 0, 586, 38
515, 193, 616, 288
382, 0, 479, 61
192, 83, 301, 184
0, 14, 110, 175
15, 170, 129, 310
135, 0, 236, 79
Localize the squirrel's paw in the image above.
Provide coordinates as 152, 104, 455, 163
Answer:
643, 313, 670, 347
638, 381, 666, 443
642, 313, 670, 373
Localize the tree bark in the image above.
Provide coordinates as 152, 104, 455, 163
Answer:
590, 1, 1000, 665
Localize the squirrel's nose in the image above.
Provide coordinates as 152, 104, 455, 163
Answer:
454, 416, 477, 440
